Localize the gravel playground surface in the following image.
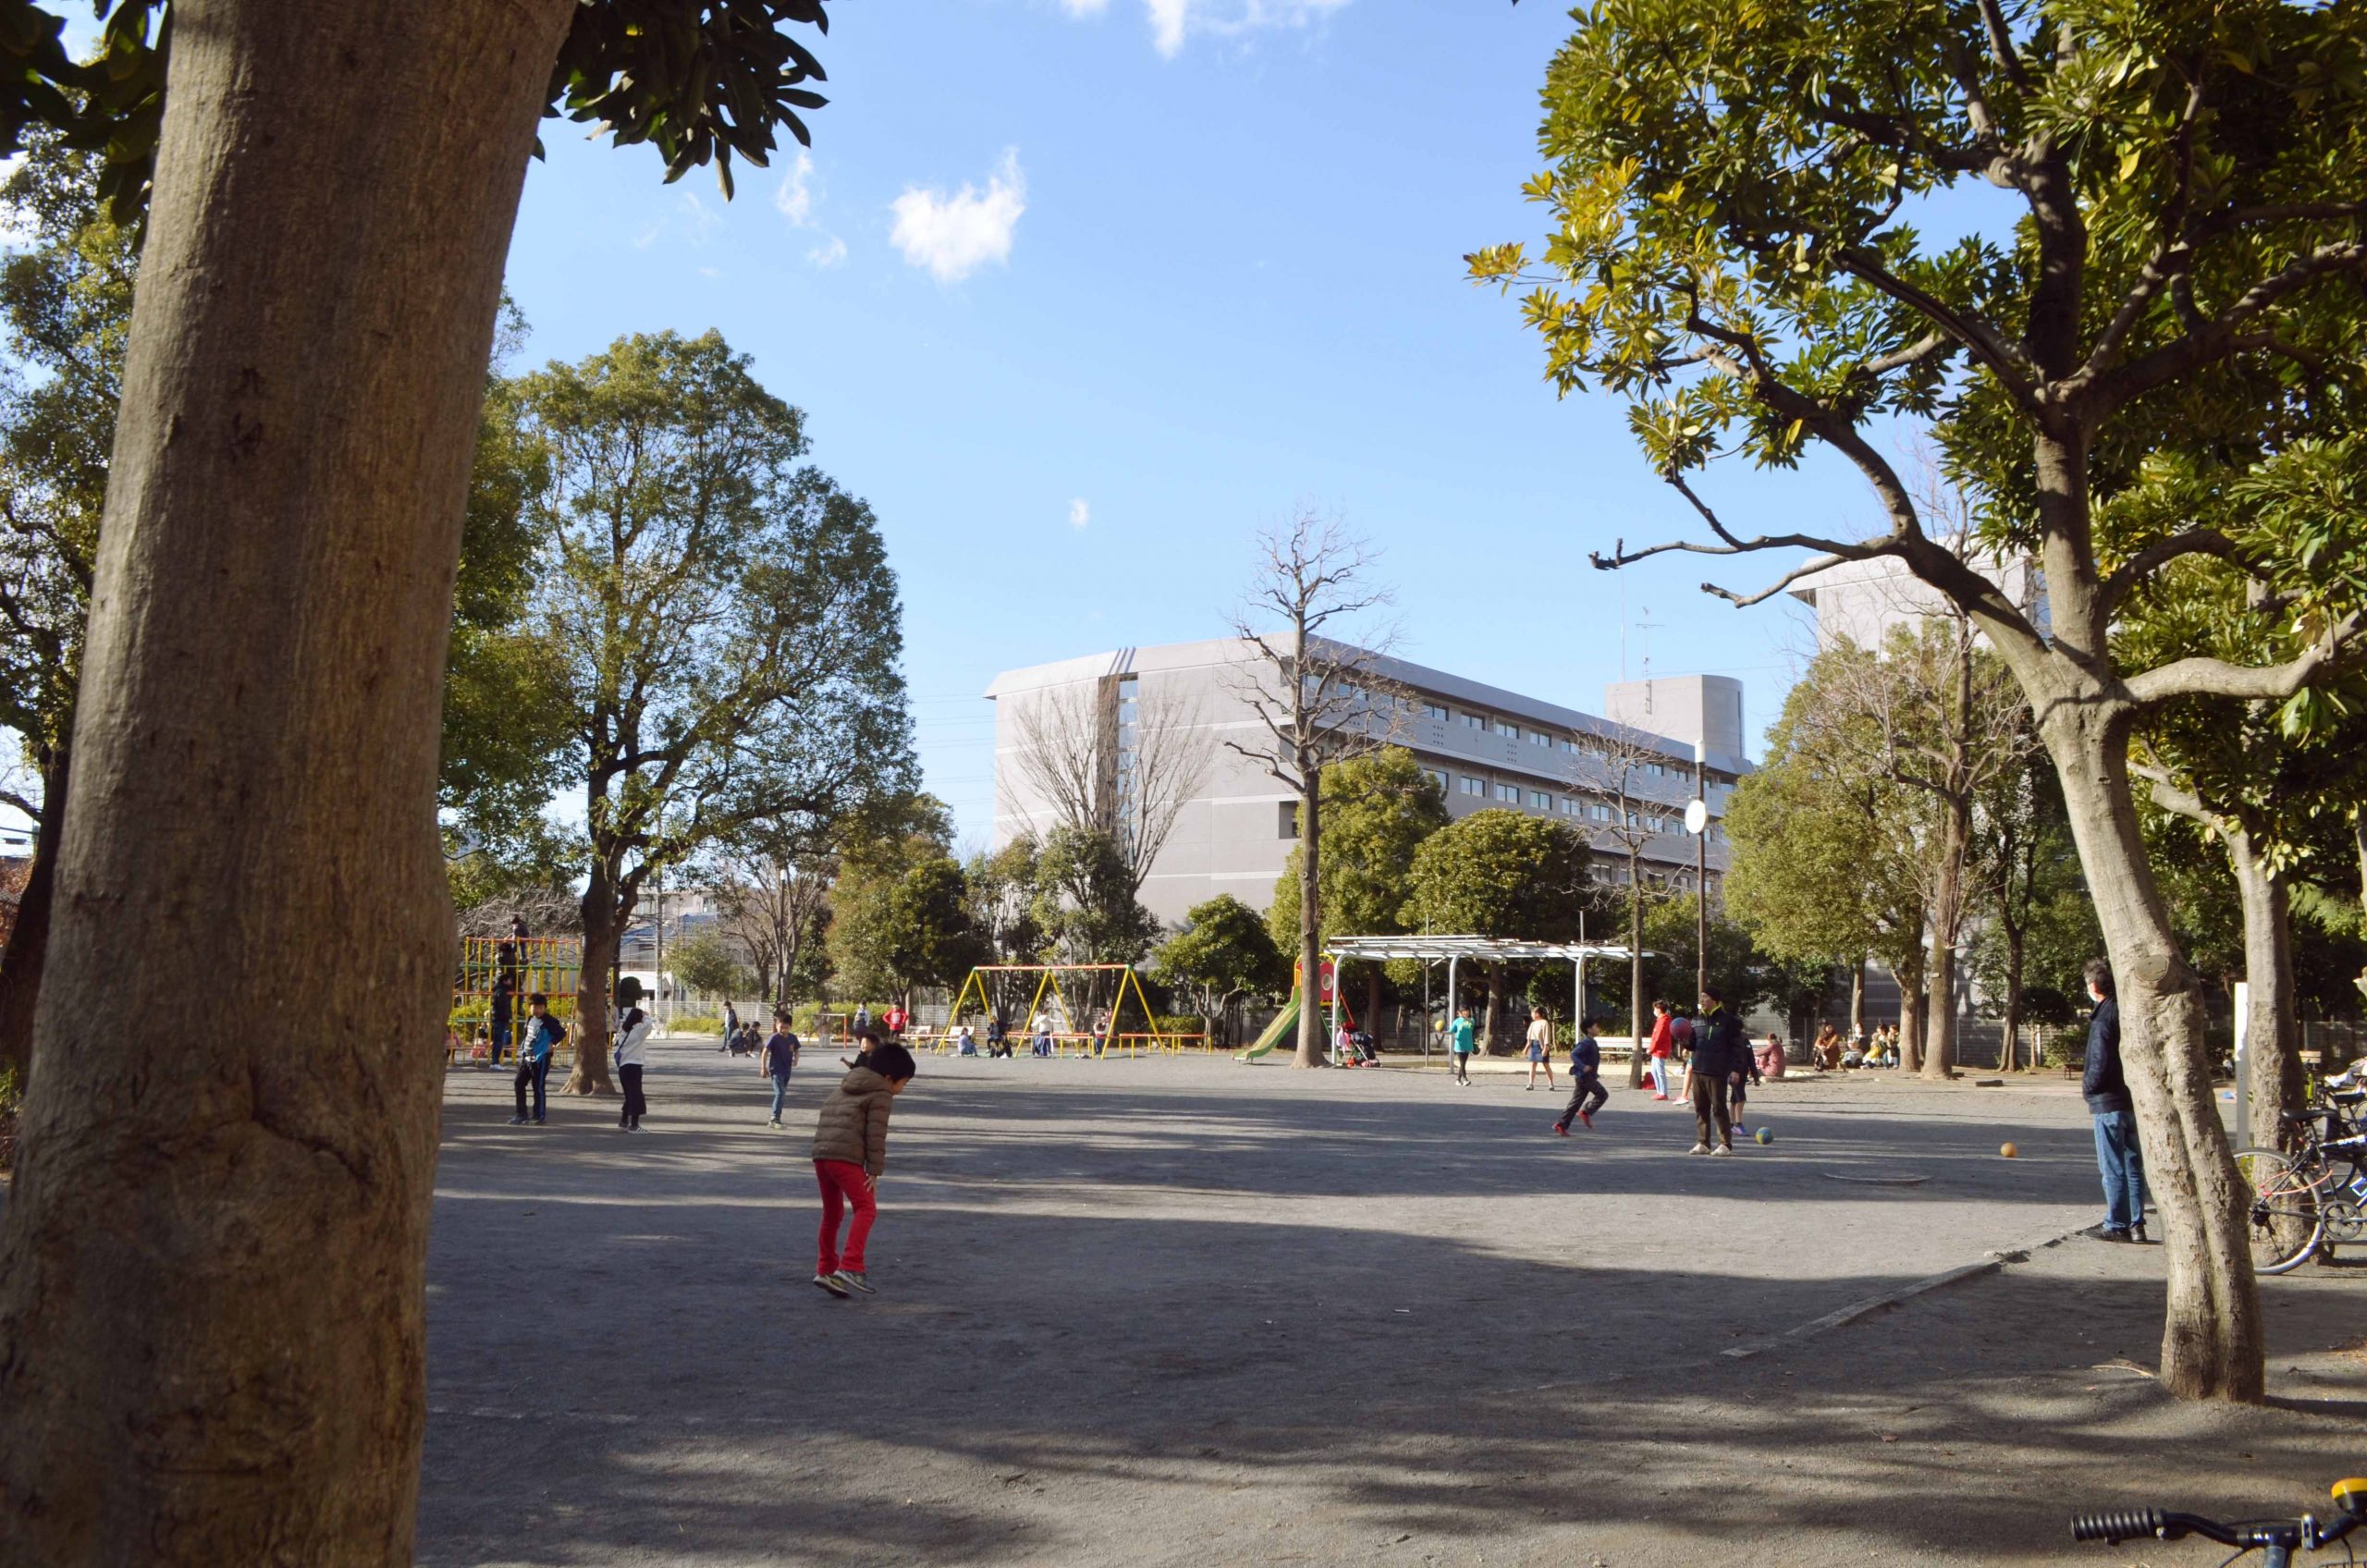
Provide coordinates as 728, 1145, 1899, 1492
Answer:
417, 1047, 2366, 1567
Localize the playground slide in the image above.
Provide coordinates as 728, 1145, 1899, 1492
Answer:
1235, 997, 1300, 1061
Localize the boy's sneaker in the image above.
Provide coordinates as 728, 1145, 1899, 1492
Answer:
767, 1118, 783, 1130
812, 1272, 851, 1298
834, 1271, 877, 1295
1651, 1093, 1671, 1101
1552, 1123, 1569, 1136
1579, 1110, 1593, 1128
533, 1117, 546, 1125
507, 1115, 529, 1125
1687, 1144, 1711, 1156
1711, 1144, 1733, 1157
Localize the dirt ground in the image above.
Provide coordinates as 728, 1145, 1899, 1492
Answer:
415, 1045, 2365, 1567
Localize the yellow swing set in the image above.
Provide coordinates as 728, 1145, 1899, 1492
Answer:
944, 963, 1197, 1057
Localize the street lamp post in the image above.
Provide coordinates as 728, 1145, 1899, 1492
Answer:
1686, 760, 1710, 1004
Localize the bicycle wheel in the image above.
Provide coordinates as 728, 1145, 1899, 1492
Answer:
2232, 1146, 2326, 1276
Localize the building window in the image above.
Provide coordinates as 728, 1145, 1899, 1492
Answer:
1278, 802, 1298, 839
1559, 737, 1577, 753
1460, 775, 1485, 796
1462, 713, 1484, 729
1530, 731, 1551, 747
1496, 782, 1519, 802
1425, 703, 1449, 721
1532, 790, 1551, 809
1425, 769, 1448, 792
1498, 720, 1520, 740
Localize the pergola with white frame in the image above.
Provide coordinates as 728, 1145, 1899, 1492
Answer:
1318, 935, 1650, 1056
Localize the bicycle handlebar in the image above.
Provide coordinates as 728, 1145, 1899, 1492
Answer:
2073, 1484, 2367, 1560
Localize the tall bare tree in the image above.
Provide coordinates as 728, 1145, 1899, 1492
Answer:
713, 842, 835, 1011
1803, 617, 2034, 1078
1223, 510, 1400, 1069
1569, 727, 1674, 1086
1004, 676, 1213, 898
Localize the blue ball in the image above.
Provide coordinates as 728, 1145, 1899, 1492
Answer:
1753, 1126, 1773, 1145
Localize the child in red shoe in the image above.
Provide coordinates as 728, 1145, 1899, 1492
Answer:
810, 1039, 914, 1297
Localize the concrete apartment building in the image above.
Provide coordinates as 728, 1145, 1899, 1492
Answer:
987, 637, 1748, 928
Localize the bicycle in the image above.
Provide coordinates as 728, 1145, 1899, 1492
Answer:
2074, 1478, 2367, 1568
2233, 1066, 2365, 1276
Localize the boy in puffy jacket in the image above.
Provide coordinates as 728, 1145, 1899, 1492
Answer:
811, 1040, 916, 1297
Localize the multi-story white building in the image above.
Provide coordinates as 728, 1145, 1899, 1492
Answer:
986, 637, 1748, 928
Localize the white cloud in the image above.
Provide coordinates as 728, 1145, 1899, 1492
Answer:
677, 190, 722, 247
1069, 498, 1091, 530
774, 151, 816, 226
1142, 0, 1351, 58
889, 149, 1027, 284
1061, 0, 1110, 13
806, 235, 848, 269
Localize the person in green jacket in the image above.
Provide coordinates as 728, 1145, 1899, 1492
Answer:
1448, 1007, 1477, 1086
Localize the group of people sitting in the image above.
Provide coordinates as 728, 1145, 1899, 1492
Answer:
1810, 1023, 1904, 1071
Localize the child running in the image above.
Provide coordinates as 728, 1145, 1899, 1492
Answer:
811, 1040, 916, 1298
761, 1009, 801, 1129
1553, 1017, 1609, 1134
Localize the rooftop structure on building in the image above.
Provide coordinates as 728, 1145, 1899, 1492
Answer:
1789, 551, 2045, 652
986, 638, 1748, 928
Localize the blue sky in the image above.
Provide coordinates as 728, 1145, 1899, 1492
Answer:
501, 0, 1888, 848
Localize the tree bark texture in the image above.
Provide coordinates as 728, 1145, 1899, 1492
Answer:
1896, 948, 1925, 1074
1294, 768, 1323, 1068
2226, 836, 2300, 1152
1626, 869, 1646, 1088
1998, 936, 2027, 1071
2046, 714, 2263, 1402
1921, 792, 1968, 1080
0, 751, 65, 1093
0, 2, 576, 1562
569, 868, 621, 1096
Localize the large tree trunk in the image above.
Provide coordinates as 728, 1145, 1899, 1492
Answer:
1998, 923, 2027, 1072
2226, 835, 2300, 1152
2047, 714, 2262, 1402
1922, 793, 1968, 1080
1293, 767, 1324, 1068
1849, 954, 1866, 1043
0, 751, 66, 1092
1626, 864, 1647, 1088
570, 868, 622, 1096
1896, 947, 1926, 1073
0, 3, 574, 1560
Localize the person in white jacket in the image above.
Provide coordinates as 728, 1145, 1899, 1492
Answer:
613, 980, 656, 1133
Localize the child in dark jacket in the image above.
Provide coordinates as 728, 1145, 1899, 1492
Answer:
1554, 1018, 1610, 1133
810, 1042, 915, 1298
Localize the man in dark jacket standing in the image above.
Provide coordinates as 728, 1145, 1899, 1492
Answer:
2081, 959, 2148, 1242
1686, 983, 1748, 1156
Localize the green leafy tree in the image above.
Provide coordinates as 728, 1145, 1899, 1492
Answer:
1265, 745, 1449, 1026
1030, 826, 1159, 965
1474, 0, 2367, 1399
1723, 652, 1932, 1052
1402, 809, 1593, 1048
668, 928, 750, 1007
522, 330, 911, 1092
828, 820, 984, 1011
964, 837, 1044, 965
0, 4, 849, 1556
1156, 894, 1286, 1048
2119, 536, 2367, 1147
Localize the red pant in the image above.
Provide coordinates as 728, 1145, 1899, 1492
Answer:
815, 1158, 876, 1275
